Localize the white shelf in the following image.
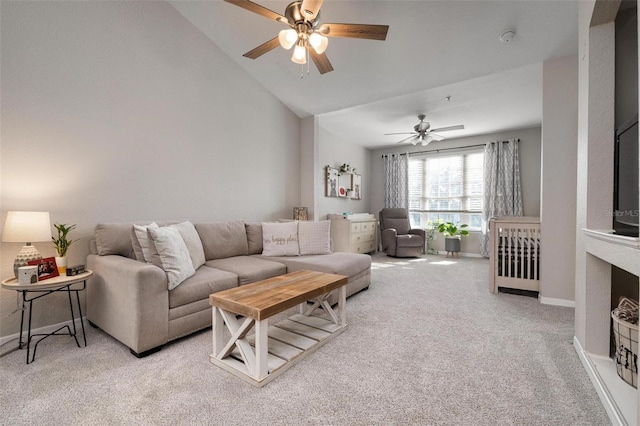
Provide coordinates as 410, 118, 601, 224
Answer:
579, 229, 640, 425
581, 348, 637, 425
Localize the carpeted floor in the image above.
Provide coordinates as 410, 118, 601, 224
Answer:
0, 254, 610, 425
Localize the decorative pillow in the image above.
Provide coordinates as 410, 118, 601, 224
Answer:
147, 226, 195, 290
261, 222, 299, 256
131, 222, 158, 262
298, 220, 331, 255
170, 221, 206, 269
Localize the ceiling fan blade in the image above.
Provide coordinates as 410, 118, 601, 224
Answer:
396, 135, 418, 144
430, 133, 446, 141
224, 0, 288, 24
430, 124, 465, 133
242, 37, 281, 59
319, 23, 389, 41
309, 50, 334, 74
385, 132, 417, 136
300, 0, 323, 20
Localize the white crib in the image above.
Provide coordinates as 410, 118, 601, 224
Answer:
489, 217, 541, 294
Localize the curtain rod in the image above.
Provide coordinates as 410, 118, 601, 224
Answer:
380, 139, 520, 158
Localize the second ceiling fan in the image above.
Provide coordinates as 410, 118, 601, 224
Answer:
386, 115, 465, 146
224, 0, 389, 74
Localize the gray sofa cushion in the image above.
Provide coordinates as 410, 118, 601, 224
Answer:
195, 221, 249, 260
95, 222, 141, 258
206, 256, 286, 286
96, 221, 179, 258
245, 222, 263, 255
257, 252, 371, 278
168, 265, 238, 309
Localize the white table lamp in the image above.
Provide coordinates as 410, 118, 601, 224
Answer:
2, 211, 52, 278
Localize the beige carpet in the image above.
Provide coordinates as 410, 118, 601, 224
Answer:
0, 254, 610, 425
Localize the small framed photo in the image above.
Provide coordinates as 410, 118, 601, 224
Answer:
28, 257, 59, 281
293, 207, 308, 221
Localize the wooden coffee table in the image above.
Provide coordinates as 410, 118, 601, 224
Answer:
209, 270, 348, 387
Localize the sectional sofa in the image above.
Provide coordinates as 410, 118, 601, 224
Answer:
86, 220, 371, 357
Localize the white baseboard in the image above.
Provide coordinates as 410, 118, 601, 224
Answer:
436, 251, 485, 258
0, 317, 85, 348
538, 296, 575, 308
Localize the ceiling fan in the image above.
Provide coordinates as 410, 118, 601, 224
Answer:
224, 0, 389, 74
385, 115, 465, 146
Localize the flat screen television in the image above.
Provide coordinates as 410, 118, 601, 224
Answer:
613, 115, 639, 237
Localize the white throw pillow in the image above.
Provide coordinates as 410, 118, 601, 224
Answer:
131, 222, 158, 262
147, 226, 196, 290
298, 220, 331, 255
261, 222, 300, 256
170, 221, 206, 269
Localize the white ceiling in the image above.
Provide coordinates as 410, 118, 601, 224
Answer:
169, 0, 578, 148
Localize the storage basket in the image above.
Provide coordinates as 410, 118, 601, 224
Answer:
612, 310, 638, 388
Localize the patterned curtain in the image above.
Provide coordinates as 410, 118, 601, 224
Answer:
480, 139, 523, 257
383, 153, 409, 209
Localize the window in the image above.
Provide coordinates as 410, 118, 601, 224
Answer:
408, 150, 484, 230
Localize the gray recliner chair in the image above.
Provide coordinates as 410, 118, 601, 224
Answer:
379, 208, 426, 257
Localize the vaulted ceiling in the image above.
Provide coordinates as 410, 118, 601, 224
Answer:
169, 1, 578, 147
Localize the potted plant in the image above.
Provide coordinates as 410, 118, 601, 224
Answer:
436, 221, 469, 256
52, 223, 77, 274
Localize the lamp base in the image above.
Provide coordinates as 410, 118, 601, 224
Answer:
13, 245, 42, 278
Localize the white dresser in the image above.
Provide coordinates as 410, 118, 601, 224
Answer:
328, 214, 377, 254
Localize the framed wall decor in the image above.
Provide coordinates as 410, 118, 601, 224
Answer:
351, 174, 362, 200
338, 173, 351, 198
325, 167, 339, 197
28, 257, 59, 281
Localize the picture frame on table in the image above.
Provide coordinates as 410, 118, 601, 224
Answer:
293, 207, 308, 221
28, 257, 59, 281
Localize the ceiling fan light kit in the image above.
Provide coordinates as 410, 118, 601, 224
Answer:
386, 114, 465, 146
224, 0, 389, 75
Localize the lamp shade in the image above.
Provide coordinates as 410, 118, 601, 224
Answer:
2, 211, 52, 243
309, 33, 328, 54
292, 41, 307, 64
278, 29, 298, 50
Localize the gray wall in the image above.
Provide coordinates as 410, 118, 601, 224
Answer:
315, 127, 372, 219
541, 55, 579, 304
368, 127, 542, 255
0, 2, 301, 336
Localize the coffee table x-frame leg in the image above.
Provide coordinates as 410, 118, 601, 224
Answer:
211, 285, 347, 386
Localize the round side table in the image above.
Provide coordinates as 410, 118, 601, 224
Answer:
1, 270, 93, 364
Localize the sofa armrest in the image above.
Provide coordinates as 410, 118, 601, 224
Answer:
409, 228, 426, 239
381, 228, 398, 255
86, 254, 169, 354
409, 229, 426, 253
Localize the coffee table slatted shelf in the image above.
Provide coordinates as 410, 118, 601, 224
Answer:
209, 270, 348, 387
